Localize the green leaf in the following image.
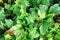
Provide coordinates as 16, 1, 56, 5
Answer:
4, 33, 12, 40
39, 4, 48, 12
0, 37, 5, 40
5, 4, 11, 10
0, 0, 3, 2
5, 19, 13, 28
39, 21, 49, 36
41, 0, 50, 6
0, 7, 5, 21
55, 31, 60, 40
28, 0, 41, 6
49, 4, 60, 14
0, 21, 4, 30
38, 5, 48, 20
29, 26, 39, 38
38, 9, 46, 20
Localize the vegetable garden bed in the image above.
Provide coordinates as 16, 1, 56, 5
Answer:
0, 0, 60, 40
